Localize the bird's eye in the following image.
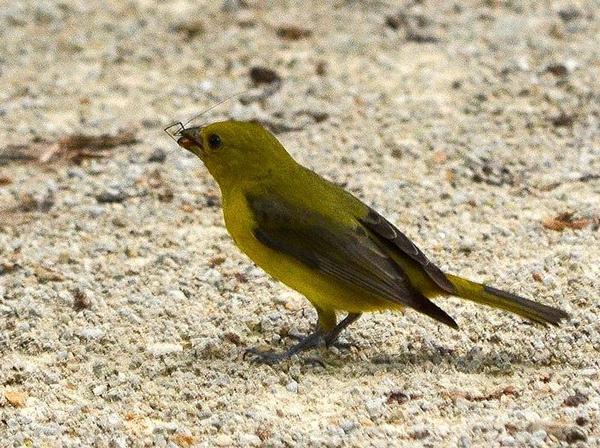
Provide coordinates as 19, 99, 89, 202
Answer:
207, 134, 222, 149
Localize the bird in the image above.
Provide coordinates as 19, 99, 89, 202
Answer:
172, 120, 569, 363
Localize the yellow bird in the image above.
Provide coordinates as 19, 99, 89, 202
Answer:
173, 120, 568, 363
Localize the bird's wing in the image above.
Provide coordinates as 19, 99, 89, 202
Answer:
247, 194, 457, 328
358, 208, 456, 294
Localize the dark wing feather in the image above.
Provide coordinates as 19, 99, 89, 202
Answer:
248, 194, 457, 328
359, 208, 456, 294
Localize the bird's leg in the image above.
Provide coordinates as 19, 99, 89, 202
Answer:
324, 313, 362, 348
245, 310, 363, 363
245, 307, 336, 364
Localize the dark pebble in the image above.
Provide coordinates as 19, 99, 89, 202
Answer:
546, 63, 568, 76
575, 416, 588, 426
96, 188, 126, 203
250, 66, 281, 85
315, 61, 327, 76
386, 391, 410, 404
558, 7, 581, 22
385, 14, 404, 30
406, 31, 439, 43
410, 429, 429, 440
72, 288, 92, 311
563, 393, 588, 407
148, 148, 167, 163
565, 427, 587, 443
552, 113, 575, 127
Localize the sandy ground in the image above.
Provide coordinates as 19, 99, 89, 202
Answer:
1, 0, 599, 447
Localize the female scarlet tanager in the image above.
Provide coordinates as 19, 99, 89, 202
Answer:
173, 120, 569, 363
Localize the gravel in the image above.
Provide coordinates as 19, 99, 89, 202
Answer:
1, 1, 599, 447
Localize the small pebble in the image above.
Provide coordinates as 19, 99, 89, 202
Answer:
558, 7, 581, 22
565, 427, 587, 443
167, 289, 186, 301
532, 338, 545, 350
499, 435, 516, 446
147, 343, 183, 356
148, 147, 167, 163
221, 0, 244, 12
238, 434, 261, 447
563, 393, 588, 407
92, 384, 107, 396
4, 391, 26, 407
88, 205, 105, 218
78, 327, 105, 340
72, 288, 92, 311
96, 188, 126, 204
214, 435, 234, 447
200, 268, 223, 288
340, 420, 357, 434
249, 66, 281, 85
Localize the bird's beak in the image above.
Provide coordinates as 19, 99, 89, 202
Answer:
176, 127, 204, 157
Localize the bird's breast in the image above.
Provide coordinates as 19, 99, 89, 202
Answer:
219, 187, 399, 313
221, 188, 296, 276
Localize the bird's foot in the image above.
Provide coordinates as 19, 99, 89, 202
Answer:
281, 335, 353, 351
244, 332, 324, 364
244, 313, 362, 364
244, 347, 292, 364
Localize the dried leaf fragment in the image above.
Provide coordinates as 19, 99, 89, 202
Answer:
17, 191, 55, 212
172, 434, 197, 447
563, 393, 588, 407
448, 385, 518, 402
276, 25, 312, 40
0, 130, 138, 165
5, 390, 26, 407
543, 212, 591, 231
35, 265, 65, 283
59, 131, 138, 151
72, 288, 92, 311
386, 391, 410, 404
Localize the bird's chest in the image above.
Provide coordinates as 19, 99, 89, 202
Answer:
221, 187, 290, 274
221, 189, 260, 255
219, 187, 393, 312
220, 188, 320, 294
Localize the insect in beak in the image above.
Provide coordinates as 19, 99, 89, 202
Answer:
164, 122, 204, 155
178, 128, 206, 156
176, 134, 202, 152
164, 121, 185, 142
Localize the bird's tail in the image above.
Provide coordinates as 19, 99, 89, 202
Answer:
446, 274, 569, 326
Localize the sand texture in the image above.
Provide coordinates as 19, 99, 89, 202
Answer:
0, 1, 599, 447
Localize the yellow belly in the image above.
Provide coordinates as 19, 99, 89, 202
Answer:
221, 188, 402, 313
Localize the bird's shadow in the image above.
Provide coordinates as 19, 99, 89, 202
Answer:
162, 322, 574, 379
153, 338, 571, 386
240, 336, 570, 377
325, 345, 541, 376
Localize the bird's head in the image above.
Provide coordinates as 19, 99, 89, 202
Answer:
176, 120, 294, 187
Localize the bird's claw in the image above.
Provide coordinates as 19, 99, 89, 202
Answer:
244, 347, 290, 364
